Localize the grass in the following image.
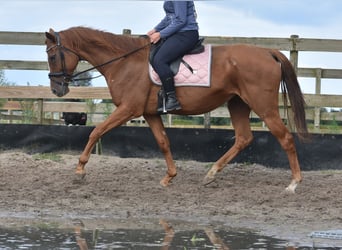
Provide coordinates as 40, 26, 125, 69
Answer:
33, 153, 62, 163
35, 221, 60, 230
317, 169, 342, 174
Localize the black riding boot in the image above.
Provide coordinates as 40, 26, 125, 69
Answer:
163, 77, 181, 112
165, 91, 181, 111
157, 77, 181, 113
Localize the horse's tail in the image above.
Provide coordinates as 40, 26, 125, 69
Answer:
271, 50, 309, 141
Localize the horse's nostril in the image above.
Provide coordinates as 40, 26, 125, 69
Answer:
52, 88, 62, 97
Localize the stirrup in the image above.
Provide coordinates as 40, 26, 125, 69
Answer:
157, 89, 167, 114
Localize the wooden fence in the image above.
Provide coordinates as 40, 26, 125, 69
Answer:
1, 30, 342, 132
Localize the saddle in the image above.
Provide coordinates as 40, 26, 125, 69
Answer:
149, 37, 205, 75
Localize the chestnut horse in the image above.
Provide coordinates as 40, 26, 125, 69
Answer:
45, 27, 308, 192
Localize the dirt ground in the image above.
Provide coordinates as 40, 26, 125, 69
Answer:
0, 150, 341, 247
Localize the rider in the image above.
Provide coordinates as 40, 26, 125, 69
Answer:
148, 1, 199, 113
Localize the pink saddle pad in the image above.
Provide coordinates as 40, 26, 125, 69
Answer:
149, 44, 212, 87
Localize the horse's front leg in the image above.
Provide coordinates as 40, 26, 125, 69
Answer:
144, 114, 177, 186
76, 106, 134, 178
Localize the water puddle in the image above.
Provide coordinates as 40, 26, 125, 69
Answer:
0, 218, 340, 249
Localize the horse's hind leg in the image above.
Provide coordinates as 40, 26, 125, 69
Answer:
144, 114, 177, 186
262, 114, 302, 193
204, 96, 253, 185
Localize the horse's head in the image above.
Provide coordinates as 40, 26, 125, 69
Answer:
45, 28, 80, 97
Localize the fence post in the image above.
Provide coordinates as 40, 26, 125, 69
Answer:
9, 110, 13, 124
287, 35, 300, 132
314, 68, 322, 130
289, 35, 299, 73
36, 99, 43, 124
96, 138, 102, 155
167, 114, 172, 127
204, 112, 211, 128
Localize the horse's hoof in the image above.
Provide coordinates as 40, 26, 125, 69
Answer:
284, 186, 296, 194
203, 167, 218, 186
160, 176, 172, 187
160, 180, 168, 187
284, 180, 298, 194
203, 175, 216, 186
73, 171, 86, 183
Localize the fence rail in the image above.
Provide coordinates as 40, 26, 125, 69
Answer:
1, 31, 342, 132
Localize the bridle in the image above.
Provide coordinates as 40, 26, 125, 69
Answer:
46, 32, 81, 86
46, 32, 150, 87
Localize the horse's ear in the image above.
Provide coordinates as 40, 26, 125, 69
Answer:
45, 28, 56, 43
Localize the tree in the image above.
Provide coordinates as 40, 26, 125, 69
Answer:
70, 71, 92, 87
0, 70, 15, 108
0, 70, 12, 86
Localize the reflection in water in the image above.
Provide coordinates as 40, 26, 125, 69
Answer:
204, 227, 230, 250
0, 218, 340, 249
73, 219, 88, 250
159, 219, 175, 250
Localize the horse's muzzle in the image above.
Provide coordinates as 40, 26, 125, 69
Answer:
51, 83, 70, 97
52, 88, 67, 97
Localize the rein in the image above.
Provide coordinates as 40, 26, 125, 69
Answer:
71, 42, 151, 81
47, 32, 150, 84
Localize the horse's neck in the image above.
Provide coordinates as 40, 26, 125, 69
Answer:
74, 34, 147, 75
77, 41, 115, 70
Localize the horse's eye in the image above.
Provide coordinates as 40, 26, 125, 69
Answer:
49, 55, 56, 63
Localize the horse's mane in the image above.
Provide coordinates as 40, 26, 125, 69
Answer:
62, 26, 146, 52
